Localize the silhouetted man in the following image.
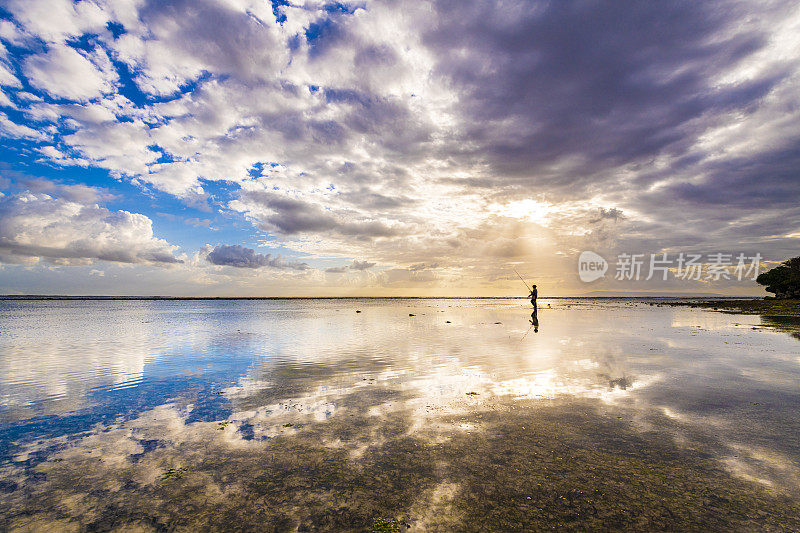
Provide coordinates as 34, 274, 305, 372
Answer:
529, 284, 537, 311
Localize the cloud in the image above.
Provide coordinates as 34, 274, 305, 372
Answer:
0, 112, 48, 140
425, 1, 789, 184
23, 44, 117, 102
326, 259, 376, 273
351, 259, 375, 271
409, 262, 437, 271
0, 61, 21, 88
590, 208, 626, 224
381, 266, 439, 285
0, 0, 798, 295
0, 191, 182, 265
204, 244, 309, 270
10, 177, 116, 204
185, 217, 212, 228
234, 189, 402, 239
0, 0, 441, 201
2, 0, 112, 44
119, 0, 287, 95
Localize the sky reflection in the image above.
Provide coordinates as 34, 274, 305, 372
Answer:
1, 299, 800, 529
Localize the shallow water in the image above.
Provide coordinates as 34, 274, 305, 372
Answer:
1, 298, 799, 531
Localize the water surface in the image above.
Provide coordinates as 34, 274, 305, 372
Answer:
1, 299, 799, 530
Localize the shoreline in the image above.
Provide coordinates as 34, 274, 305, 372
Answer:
658, 298, 800, 316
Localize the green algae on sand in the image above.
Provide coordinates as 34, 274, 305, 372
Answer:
664, 299, 800, 316
2, 398, 799, 532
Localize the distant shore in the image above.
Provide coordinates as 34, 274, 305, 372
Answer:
659, 298, 800, 316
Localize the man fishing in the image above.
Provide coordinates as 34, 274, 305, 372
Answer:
514, 269, 540, 340
513, 268, 538, 310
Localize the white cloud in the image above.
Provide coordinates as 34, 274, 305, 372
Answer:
0, 62, 21, 88
0, 89, 16, 108
0, 191, 182, 265
0, 112, 48, 140
112, 0, 286, 96
0, 19, 35, 48
3, 0, 112, 44
23, 45, 116, 102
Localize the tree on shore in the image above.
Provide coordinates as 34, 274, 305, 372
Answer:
756, 256, 800, 299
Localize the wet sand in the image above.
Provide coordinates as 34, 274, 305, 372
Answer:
1, 299, 800, 531
660, 298, 800, 316
4, 399, 800, 531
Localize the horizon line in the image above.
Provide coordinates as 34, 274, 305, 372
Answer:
0, 295, 757, 300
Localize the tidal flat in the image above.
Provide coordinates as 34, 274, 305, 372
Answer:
1, 298, 799, 531
660, 298, 800, 317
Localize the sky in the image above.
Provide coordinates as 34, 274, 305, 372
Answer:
0, 0, 798, 296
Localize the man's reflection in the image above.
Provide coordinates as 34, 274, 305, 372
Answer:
520, 309, 539, 341
530, 309, 539, 333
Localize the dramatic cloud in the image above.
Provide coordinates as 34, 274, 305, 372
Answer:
426, 1, 781, 181
0, 190, 182, 266
0, 0, 798, 294
204, 244, 309, 270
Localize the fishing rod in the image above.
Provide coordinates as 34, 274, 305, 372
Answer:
512, 267, 531, 292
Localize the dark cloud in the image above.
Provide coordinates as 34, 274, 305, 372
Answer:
205, 244, 309, 270
661, 143, 800, 209
350, 259, 375, 270
321, 88, 430, 152
339, 189, 417, 211
590, 208, 626, 223
425, 0, 786, 193
239, 190, 402, 238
